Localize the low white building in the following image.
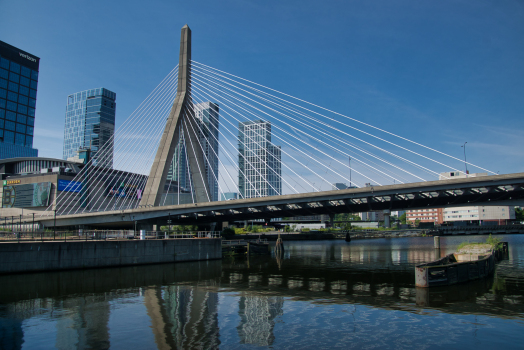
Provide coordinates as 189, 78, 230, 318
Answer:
443, 206, 515, 224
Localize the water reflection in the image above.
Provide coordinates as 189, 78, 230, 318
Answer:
0, 235, 523, 349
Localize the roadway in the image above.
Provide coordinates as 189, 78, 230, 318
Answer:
35, 172, 524, 229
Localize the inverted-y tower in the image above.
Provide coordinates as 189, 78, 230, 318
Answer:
140, 25, 211, 206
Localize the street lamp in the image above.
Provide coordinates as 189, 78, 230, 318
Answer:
349, 156, 352, 188
461, 142, 468, 175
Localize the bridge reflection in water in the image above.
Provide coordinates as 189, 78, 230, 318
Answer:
1, 237, 523, 348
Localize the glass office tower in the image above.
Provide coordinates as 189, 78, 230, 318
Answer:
167, 101, 219, 202
0, 40, 39, 159
63, 88, 116, 168
238, 120, 282, 198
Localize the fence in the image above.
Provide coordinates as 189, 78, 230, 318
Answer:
0, 230, 221, 243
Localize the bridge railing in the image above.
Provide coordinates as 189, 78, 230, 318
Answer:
0, 230, 221, 243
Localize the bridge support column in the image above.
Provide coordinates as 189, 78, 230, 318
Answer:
329, 214, 335, 228
383, 210, 391, 228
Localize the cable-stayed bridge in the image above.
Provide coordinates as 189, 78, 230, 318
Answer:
37, 25, 524, 229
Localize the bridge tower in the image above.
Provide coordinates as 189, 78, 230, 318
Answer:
140, 25, 211, 206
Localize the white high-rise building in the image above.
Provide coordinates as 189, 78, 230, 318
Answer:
238, 120, 281, 198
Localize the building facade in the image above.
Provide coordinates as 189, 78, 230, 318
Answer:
406, 208, 444, 224
167, 101, 219, 202
63, 88, 116, 168
238, 120, 282, 198
0, 40, 39, 159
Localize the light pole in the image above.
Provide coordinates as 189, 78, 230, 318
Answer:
349, 156, 352, 188
53, 209, 57, 240
461, 142, 468, 175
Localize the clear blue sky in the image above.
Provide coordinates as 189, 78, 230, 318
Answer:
2, 0, 523, 175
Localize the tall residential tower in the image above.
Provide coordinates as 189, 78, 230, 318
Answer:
0, 40, 39, 159
167, 101, 219, 202
63, 88, 116, 168
238, 120, 281, 198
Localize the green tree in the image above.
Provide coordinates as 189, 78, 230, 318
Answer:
399, 213, 407, 224
515, 207, 524, 221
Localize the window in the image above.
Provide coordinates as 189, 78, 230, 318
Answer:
10, 62, 20, 74
6, 111, 16, 121
19, 76, 29, 87
6, 101, 17, 111
9, 72, 19, 84
0, 88, 6, 99
18, 95, 28, 106
16, 114, 26, 124
30, 80, 37, 90
29, 89, 36, 99
19, 85, 28, 96
5, 120, 15, 131
15, 133, 25, 145
25, 135, 32, 147
7, 91, 17, 102
7, 81, 18, 92
4, 130, 14, 143
17, 105, 27, 114
31, 70, 38, 81
16, 123, 25, 133
0, 79, 6, 89
27, 117, 34, 126
20, 66, 30, 78
0, 58, 9, 70
28, 98, 35, 108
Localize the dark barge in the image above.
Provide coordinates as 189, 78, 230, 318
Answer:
415, 242, 508, 288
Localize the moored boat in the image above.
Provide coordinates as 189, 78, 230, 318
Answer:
415, 241, 508, 288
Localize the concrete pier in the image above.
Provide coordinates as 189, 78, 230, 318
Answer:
0, 238, 221, 274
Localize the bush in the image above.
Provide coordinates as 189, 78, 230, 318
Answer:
221, 227, 235, 239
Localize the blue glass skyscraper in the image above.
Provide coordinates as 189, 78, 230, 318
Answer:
0, 40, 39, 159
63, 88, 116, 168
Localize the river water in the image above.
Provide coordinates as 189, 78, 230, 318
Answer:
1, 234, 524, 349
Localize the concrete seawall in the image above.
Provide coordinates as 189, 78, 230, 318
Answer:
0, 238, 222, 274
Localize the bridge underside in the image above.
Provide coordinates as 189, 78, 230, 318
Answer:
40, 173, 524, 229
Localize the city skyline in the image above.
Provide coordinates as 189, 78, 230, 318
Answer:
1, 1, 523, 176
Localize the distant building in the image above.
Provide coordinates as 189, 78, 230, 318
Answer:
406, 208, 444, 224
0, 40, 39, 159
406, 172, 515, 225
168, 101, 219, 202
359, 211, 384, 222
221, 192, 237, 201
63, 88, 116, 168
238, 120, 281, 198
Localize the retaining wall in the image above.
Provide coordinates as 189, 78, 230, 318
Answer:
0, 238, 221, 274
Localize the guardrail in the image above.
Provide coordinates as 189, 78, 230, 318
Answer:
0, 230, 221, 243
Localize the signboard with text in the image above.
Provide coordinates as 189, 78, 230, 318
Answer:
57, 179, 82, 193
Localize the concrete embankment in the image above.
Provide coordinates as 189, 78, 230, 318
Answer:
0, 238, 221, 274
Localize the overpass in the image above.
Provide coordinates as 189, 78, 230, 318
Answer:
39, 172, 524, 229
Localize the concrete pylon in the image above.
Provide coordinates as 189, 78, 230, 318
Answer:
140, 25, 210, 206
